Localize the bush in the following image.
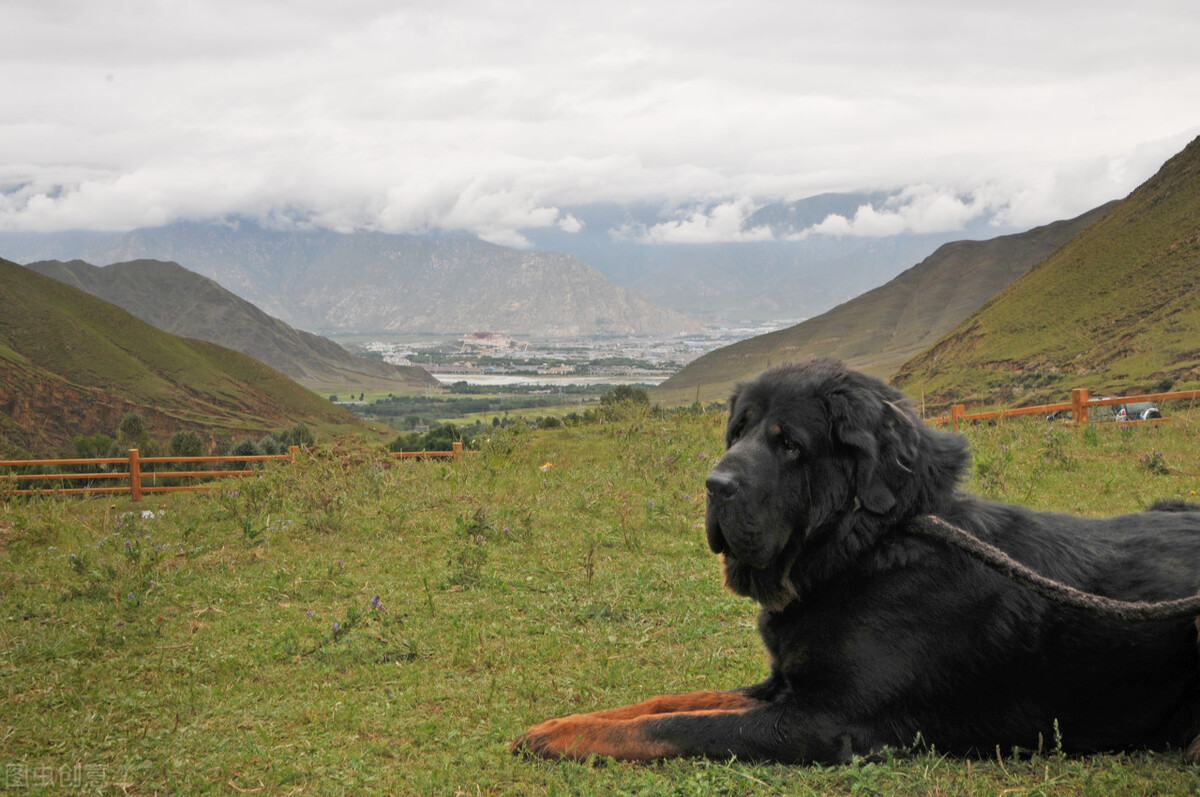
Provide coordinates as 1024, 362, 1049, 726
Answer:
169, 430, 205, 458
279, 422, 315, 449
118, 412, 148, 446
73, 433, 118, 459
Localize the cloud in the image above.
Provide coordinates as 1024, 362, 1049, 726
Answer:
794, 185, 999, 239
1, 1, 1199, 244
615, 199, 775, 244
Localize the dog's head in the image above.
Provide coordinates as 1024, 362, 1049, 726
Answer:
704, 358, 968, 610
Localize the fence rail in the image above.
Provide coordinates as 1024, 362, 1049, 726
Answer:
1, 441, 466, 502
930, 387, 1200, 430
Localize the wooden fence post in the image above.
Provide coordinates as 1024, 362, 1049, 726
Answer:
289, 445, 299, 461
129, 448, 142, 503
452, 441, 463, 460
950, 404, 965, 431
1071, 388, 1090, 426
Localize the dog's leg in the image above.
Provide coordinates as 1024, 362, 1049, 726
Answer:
511, 690, 763, 760
512, 700, 850, 763
1189, 616, 1200, 764
580, 689, 764, 720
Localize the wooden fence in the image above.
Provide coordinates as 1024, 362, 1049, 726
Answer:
930, 387, 1200, 430
1, 442, 464, 502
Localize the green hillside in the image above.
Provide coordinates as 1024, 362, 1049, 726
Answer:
23, 258, 441, 395
0, 258, 374, 457
653, 203, 1114, 406
893, 136, 1200, 411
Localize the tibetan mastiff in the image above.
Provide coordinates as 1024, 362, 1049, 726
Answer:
512, 358, 1200, 763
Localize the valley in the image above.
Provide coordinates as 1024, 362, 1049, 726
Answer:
342, 319, 795, 388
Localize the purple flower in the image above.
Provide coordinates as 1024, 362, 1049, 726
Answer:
306, 610, 314, 618
332, 622, 340, 633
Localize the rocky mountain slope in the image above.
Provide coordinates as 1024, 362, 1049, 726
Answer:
23, 258, 440, 394
6, 224, 699, 337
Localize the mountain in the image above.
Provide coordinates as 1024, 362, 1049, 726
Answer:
652, 202, 1116, 405
892, 136, 1200, 410
520, 195, 1010, 321
2, 223, 699, 337
23, 258, 440, 395
0, 258, 370, 458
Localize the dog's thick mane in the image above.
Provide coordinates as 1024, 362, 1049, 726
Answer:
752, 359, 972, 599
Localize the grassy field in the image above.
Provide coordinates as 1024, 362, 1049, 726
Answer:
3, 406, 1200, 795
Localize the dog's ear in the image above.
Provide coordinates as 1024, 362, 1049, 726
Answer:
724, 388, 741, 449
826, 384, 900, 515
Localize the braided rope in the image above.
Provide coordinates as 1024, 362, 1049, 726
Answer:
909, 514, 1200, 622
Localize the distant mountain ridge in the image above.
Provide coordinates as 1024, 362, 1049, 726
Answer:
5, 223, 699, 337
653, 202, 1116, 405
0, 258, 368, 457
23, 258, 440, 394
520, 194, 1010, 321
893, 135, 1200, 409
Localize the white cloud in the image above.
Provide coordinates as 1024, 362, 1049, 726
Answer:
616, 199, 775, 244
795, 185, 998, 239
1, 0, 1199, 243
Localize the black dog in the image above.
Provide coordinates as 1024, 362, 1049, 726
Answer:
513, 358, 1200, 762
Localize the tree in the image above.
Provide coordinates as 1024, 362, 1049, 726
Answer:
169, 430, 204, 458
118, 412, 149, 446
279, 422, 315, 449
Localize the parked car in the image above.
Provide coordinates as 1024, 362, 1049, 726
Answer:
1113, 401, 1162, 421
1089, 399, 1162, 423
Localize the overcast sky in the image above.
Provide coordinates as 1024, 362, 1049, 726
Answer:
2, 0, 1198, 247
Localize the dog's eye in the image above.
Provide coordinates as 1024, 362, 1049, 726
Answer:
780, 436, 800, 453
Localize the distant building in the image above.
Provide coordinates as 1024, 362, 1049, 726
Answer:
463, 331, 516, 350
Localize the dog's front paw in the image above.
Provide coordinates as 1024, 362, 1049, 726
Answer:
511, 716, 584, 760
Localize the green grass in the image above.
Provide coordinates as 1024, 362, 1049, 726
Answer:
3, 408, 1200, 794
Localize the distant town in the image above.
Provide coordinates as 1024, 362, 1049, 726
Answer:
352, 321, 799, 385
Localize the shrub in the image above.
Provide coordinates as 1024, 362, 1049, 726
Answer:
169, 430, 204, 458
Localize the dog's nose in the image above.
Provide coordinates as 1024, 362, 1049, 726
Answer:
705, 469, 740, 502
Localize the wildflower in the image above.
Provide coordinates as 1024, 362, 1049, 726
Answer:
306, 610, 314, 618
127, 592, 135, 600
539, 461, 554, 472
332, 622, 341, 634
